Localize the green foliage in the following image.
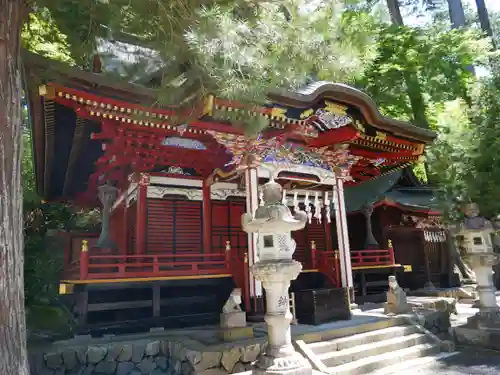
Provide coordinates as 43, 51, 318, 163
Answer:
426, 99, 477, 218
27, 304, 75, 338
357, 23, 491, 123
465, 74, 500, 217
22, 133, 100, 307
22, 7, 75, 64
42, 0, 378, 134
183, 3, 377, 105
412, 162, 428, 183
427, 69, 500, 219
35, 0, 111, 67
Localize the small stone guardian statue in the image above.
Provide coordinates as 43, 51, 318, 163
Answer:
222, 288, 243, 314
384, 276, 412, 315
220, 288, 246, 328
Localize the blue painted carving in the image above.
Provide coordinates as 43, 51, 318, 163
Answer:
162, 137, 207, 150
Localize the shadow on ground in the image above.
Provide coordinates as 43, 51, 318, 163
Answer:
413, 348, 500, 375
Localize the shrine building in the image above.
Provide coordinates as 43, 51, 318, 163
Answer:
24, 50, 445, 332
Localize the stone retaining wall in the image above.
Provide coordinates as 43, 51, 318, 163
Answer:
30, 338, 265, 375
414, 310, 451, 334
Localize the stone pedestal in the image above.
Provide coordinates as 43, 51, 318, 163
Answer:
251, 260, 312, 375
220, 311, 247, 329
219, 326, 254, 342
465, 253, 500, 329
219, 290, 254, 342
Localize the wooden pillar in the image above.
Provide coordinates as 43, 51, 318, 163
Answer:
333, 177, 354, 299
202, 181, 212, 253
245, 167, 263, 313
136, 173, 150, 255
152, 283, 161, 318
76, 287, 89, 327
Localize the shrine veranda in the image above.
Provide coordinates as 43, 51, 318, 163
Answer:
25, 50, 455, 332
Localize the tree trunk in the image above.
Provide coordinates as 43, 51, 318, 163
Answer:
447, 0, 475, 75
385, 0, 429, 128
386, 0, 404, 25
447, 0, 466, 28
474, 0, 494, 41
0, 1, 29, 375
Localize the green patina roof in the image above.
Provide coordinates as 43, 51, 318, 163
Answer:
343, 170, 439, 213
384, 187, 440, 212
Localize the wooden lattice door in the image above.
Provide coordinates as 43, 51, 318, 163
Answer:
386, 226, 425, 289
146, 197, 203, 257
211, 199, 248, 258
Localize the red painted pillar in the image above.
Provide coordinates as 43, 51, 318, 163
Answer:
202, 181, 212, 253
135, 173, 150, 255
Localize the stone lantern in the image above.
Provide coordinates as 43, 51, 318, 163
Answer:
242, 179, 311, 375
454, 203, 500, 329
95, 182, 119, 249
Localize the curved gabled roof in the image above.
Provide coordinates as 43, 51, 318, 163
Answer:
268, 81, 436, 144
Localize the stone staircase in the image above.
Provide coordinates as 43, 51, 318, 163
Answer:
295, 317, 457, 375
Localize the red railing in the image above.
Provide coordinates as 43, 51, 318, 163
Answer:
61, 235, 249, 294
62, 240, 231, 280
61, 236, 252, 311
313, 248, 341, 287
350, 248, 395, 267
309, 240, 396, 287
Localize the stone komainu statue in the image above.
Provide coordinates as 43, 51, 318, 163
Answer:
222, 288, 243, 313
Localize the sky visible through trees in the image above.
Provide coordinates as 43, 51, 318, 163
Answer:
406, 0, 500, 26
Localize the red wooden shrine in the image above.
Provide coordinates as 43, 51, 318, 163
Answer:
25, 51, 437, 316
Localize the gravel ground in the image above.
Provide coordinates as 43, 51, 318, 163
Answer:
407, 350, 500, 375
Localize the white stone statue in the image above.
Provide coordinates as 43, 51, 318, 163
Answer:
220, 288, 247, 330
384, 276, 412, 315
222, 288, 243, 313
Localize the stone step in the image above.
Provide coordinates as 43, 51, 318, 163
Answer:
308, 324, 420, 355
320, 332, 429, 368
300, 316, 405, 344
326, 343, 440, 375
370, 351, 460, 375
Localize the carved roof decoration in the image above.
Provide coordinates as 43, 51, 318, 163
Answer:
24, 51, 436, 204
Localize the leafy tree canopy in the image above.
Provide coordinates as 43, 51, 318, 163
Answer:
22, 7, 74, 64
427, 68, 500, 219
357, 22, 491, 122
36, 0, 379, 133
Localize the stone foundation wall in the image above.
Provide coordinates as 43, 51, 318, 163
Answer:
414, 310, 451, 334
30, 338, 265, 375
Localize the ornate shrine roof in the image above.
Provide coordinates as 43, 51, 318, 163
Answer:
24, 51, 436, 205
